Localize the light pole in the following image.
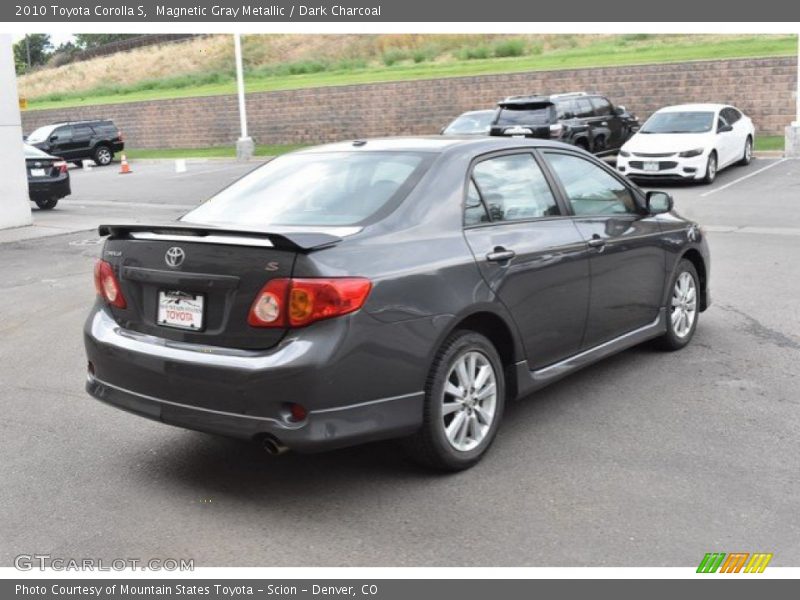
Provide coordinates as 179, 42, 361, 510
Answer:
234, 34, 254, 160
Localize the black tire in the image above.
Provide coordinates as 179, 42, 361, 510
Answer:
575, 138, 590, 152
93, 145, 113, 166
702, 152, 717, 185
738, 136, 753, 166
403, 330, 505, 471
592, 136, 607, 154
656, 259, 700, 351
35, 198, 58, 210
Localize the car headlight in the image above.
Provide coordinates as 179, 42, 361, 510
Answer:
679, 148, 704, 158
619, 150, 631, 157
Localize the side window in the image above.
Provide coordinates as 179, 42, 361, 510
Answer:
556, 99, 577, 119
51, 126, 71, 141
471, 153, 560, 223
544, 152, 638, 216
723, 108, 741, 124
717, 114, 729, 132
464, 180, 490, 226
575, 98, 595, 118
72, 125, 94, 138
590, 97, 612, 116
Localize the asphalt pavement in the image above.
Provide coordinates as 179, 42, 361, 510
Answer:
1, 157, 798, 567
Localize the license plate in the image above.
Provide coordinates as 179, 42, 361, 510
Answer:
643, 161, 660, 172
30, 168, 46, 177
157, 291, 204, 330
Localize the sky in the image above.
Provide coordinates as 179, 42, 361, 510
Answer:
11, 33, 76, 47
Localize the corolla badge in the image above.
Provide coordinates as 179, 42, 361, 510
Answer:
165, 247, 186, 268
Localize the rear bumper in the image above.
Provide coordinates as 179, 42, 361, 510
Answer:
86, 375, 422, 452
28, 176, 71, 201
83, 307, 426, 451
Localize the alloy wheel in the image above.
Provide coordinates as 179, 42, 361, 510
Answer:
707, 155, 717, 181
96, 148, 112, 165
441, 351, 498, 452
670, 271, 697, 338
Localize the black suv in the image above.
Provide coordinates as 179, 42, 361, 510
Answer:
489, 92, 639, 156
25, 119, 124, 166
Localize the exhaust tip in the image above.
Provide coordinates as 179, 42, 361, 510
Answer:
262, 435, 289, 456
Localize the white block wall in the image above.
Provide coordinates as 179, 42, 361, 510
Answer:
0, 34, 32, 229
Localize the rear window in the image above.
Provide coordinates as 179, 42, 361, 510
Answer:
495, 103, 555, 126
182, 151, 431, 227
24, 144, 53, 159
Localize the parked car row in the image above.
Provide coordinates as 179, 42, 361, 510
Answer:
22, 118, 125, 209
443, 94, 755, 185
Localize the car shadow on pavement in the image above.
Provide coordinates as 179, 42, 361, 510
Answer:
127, 342, 662, 508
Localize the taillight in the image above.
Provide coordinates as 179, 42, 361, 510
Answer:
248, 278, 371, 328
93, 260, 127, 308
53, 160, 67, 174
118, 130, 125, 141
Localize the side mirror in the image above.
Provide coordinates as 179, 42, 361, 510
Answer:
718, 124, 733, 133
49, 135, 59, 142
440, 127, 446, 135
613, 106, 626, 116
646, 191, 673, 214
562, 111, 575, 119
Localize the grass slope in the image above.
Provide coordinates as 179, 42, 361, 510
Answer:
25, 35, 796, 112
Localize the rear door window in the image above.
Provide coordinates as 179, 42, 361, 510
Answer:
72, 124, 94, 138
575, 98, 595, 118
471, 153, 560, 223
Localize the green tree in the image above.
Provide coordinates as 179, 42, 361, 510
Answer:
74, 34, 139, 49
13, 34, 52, 74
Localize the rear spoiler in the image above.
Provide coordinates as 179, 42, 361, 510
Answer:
98, 223, 342, 252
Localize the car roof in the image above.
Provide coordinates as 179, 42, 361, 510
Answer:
49, 119, 114, 127
655, 103, 729, 113
296, 136, 575, 155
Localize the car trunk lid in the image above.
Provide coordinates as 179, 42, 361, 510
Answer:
98, 223, 342, 350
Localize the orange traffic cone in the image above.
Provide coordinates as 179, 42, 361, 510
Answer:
119, 154, 132, 175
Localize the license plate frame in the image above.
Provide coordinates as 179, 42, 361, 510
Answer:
643, 161, 660, 172
30, 168, 46, 177
157, 290, 205, 331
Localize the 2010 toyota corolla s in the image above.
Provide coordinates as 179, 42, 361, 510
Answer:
84, 137, 711, 471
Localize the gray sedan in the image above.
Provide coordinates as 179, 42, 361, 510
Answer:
84, 136, 710, 471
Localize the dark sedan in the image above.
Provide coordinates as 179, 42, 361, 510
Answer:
25, 144, 70, 210
84, 137, 710, 471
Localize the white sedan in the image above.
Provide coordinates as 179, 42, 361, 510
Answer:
616, 103, 754, 185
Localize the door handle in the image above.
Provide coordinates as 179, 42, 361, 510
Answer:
486, 248, 516, 263
587, 236, 606, 249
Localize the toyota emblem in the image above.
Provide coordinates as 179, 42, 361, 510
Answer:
165, 247, 186, 268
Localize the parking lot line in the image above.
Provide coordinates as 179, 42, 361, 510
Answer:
700, 158, 788, 197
